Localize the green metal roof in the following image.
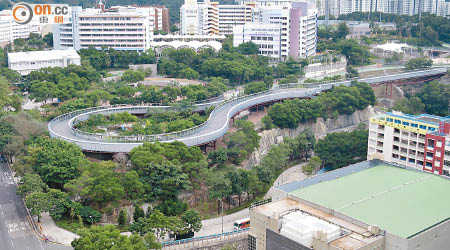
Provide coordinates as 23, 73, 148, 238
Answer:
290, 165, 450, 238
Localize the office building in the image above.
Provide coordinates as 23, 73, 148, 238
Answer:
250, 160, 450, 250
53, 4, 170, 51
8, 50, 81, 75
368, 111, 450, 176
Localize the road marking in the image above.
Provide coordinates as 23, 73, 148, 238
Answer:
7, 221, 31, 233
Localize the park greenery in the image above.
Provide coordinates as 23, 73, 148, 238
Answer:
315, 125, 368, 170
405, 57, 433, 70
394, 81, 450, 116
265, 82, 376, 129
74, 110, 207, 135
317, 23, 371, 69
157, 42, 275, 84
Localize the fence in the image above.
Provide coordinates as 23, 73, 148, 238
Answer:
161, 228, 249, 249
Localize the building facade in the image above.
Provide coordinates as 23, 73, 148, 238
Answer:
8, 50, 81, 75
180, 0, 255, 35
368, 111, 450, 176
0, 10, 45, 47
54, 4, 169, 51
234, 1, 317, 60
233, 23, 282, 59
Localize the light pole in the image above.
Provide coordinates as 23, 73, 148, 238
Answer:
217, 198, 224, 234
89, 215, 93, 225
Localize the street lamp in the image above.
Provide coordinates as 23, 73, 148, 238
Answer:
217, 198, 224, 234
89, 215, 93, 225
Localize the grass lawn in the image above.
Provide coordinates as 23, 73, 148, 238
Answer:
55, 217, 87, 234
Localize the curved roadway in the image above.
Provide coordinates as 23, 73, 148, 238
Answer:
48, 68, 447, 153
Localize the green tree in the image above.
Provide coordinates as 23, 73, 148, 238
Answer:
178, 67, 200, 80
416, 81, 450, 116
121, 69, 145, 83
393, 97, 426, 115
315, 125, 368, 170
64, 161, 125, 207
405, 57, 433, 70
17, 174, 48, 198
133, 206, 145, 222
118, 209, 128, 226
244, 81, 268, 95
0, 76, 11, 109
30, 137, 85, 188
25, 192, 50, 222
121, 170, 144, 201
236, 41, 259, 55
207, 173, 231, 212
335, 23, 350, 41
207, 148, 228, 167
72, 225, 148, 250
181, 209, 202, 233
303, 156, 322, 175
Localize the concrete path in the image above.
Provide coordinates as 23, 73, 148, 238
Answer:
39, 213, 78, 246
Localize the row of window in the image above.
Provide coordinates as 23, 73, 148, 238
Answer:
250, 36, 274, 41
387, 117, 436, 131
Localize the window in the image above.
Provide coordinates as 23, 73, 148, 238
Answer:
248, 235, 256, 250
395, 120, 401, 124
419, 125, 427, 129
402, 121, 409, 126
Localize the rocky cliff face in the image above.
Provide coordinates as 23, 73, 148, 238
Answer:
246, 106, 379, 168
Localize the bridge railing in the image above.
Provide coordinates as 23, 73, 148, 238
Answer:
161, 228, 250, 248
64, 84, 318, 144
48, 67, 448, 148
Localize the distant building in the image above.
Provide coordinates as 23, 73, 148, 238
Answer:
233, 23, 282, 59
180, 0, 255, 35
234, 1, 318, 60
250, 160, 450, 250
368, 111, 450, 176
53, 3, 170, 51
8, 50, 81, 75
0, 10, 45, 47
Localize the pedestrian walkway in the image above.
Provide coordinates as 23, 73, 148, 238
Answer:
39, 213, 78, 246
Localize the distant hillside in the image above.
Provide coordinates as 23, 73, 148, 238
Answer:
7, 0, 237, 24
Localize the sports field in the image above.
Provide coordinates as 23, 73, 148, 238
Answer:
290, 165, 450, 238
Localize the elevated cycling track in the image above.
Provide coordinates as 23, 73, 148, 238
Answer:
48, 68, 447, 153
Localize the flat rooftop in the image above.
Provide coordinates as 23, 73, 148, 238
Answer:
290, 164, 450, 238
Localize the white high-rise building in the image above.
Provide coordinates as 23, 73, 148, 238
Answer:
0, 10, 44, 47
54, 4, 168, 51
233, 23, 281, 59
180, 0, 255, 35
235, 1, 318, 60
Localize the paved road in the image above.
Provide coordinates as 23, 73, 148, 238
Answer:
0, 162, 72, 250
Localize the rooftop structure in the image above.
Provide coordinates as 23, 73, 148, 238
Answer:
290, 164, 450, 238
368, 111, 450, 176
8, 50, 81, 75
252, 160, 450, 250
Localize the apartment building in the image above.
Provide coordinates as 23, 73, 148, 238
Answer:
54, 4, 169, 51
235, 1, 317, 60
368, 111, 450, 177
219, 3, 255, 35
180, 0, 255, 35
8, 50, 81, 75
233, 23, 281, 59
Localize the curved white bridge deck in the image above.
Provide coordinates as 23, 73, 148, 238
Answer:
48, 68, 447, 153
